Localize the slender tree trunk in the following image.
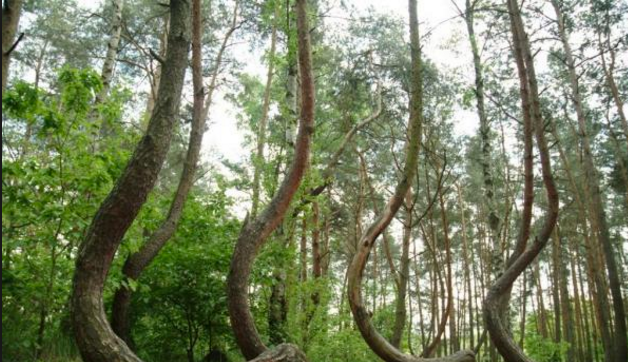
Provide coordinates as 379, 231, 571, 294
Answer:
552, 115, 615, 360
555, 226, 575, 360
483, 1, 560, 361
456, 184, 474, 349
519, 271, 527, 349
534, 262, 549, 339
70, 1, 191, 361
145, 17, 169, 123
391, 189, 413, 349
551, 229, 562, 343
251, 4, 279, 217
596, 31, 628, 144
551, 2, 627, 360
110, 4, 239, 344
2, 0, 23, 93
226, 0, 314, 359
345, 2, 474, 362
95, 0, 124, 106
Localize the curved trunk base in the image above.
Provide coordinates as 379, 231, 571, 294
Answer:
249, 344, 308, 362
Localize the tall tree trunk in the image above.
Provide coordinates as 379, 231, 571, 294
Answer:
345, 2, 474, 362
456, 184, 474, 349
551, 2, 628, 360
483, 1, 560, 361
551, 229, 562, 343
95, 0, 124, 106
552, 114, 615, 360
145, 17, 169, 123
519, 271, 527, 349
554, 226, 575, 361
391, 189, 413, 349
421, 187, 455, 358
2, 0, 23, 93
110, 3, 239, 345
534, 262, 549, 339
310, 201, 322, 314
70, 1, 191, 361
463, 0, 500, 260
251, 4, 279, 217
596, 28, 628, 144
226, 0, 314, 359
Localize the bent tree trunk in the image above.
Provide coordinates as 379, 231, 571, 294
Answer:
226, 0, 314, 360
110, 1, 239, 345
345, 1, 474, 362
69, 1, 191, 362
483, 1, 559, 361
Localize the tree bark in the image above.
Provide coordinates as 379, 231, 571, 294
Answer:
70, 1, 191, 361
2, 0, 23, 93
345, 1, 474, 362
483, 1, 560, 362
555, 226, 575, 360
95, 0, 124, 106
145, 17, 169, 122
551, 2, 628, 360
226, 0, 314, 359
251, 3, 279, 217
391, 189, 413, 349
463, 0, 500, 258
110, 2, 239, 344
456, 183, 474, 349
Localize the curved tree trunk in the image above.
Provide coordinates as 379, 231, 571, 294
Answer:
112, 2, 238, 343
345, 1, 474, 362
110, 3, 239, 345
483, 1, 559, 361
70, 1, 191, 361
226, 0, 314, 360
2, 0, 24, 93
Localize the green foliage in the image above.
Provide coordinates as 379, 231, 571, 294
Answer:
2, 67, 135, 362
132, 191, 240, 362
523, 315, 571, 362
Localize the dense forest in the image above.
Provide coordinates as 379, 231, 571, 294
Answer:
2, 0, 627, 361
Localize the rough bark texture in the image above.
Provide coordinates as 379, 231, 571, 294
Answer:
69, 1, 191, 361
110, 0, 211, 344
346, 1, 474, 362
248, 344, 308, 362
2, 0, 24, 93
551, 2, 628, 360
483, 1, 559, 361
226, 0, 314, 359
110, 2, 239, 344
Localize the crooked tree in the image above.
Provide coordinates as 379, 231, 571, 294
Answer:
483, 1, 559, 361
226, 0, 314, 360
69, 0, 191, 361
345, 1, 474, 361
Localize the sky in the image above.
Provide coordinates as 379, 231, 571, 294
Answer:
72, 0, 479, 166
